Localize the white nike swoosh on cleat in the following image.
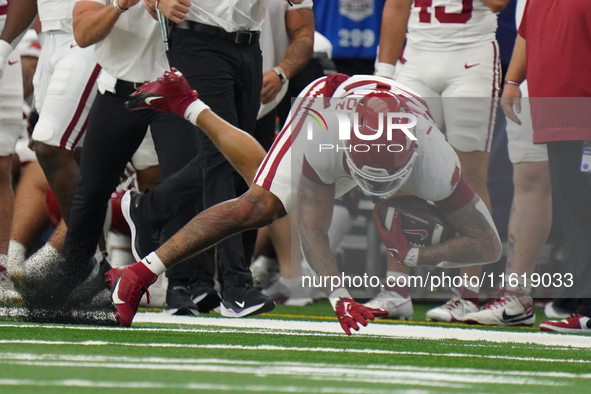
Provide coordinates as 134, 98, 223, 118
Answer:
112, 278, 125, 305
144, 96, 164, 105
235, 300, 245, 308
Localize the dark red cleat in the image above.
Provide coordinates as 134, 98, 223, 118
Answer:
126, 68, 198, 119
105, 263, 157, 327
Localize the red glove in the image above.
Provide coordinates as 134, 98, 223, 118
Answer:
373, 205, 413, 264
335, 298, 389, 335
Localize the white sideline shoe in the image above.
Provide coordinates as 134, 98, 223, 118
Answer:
363, 289, 413, 320
463, 291, 535, 326
426, 296, 477, 322
544, 301, 571, 320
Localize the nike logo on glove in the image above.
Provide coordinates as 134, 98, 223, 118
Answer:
8, 60, 18, 66
235, 300, 245, 308
112, 278, 125, 305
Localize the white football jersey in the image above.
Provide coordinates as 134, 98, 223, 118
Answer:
38, 0, 76, 33
302, 75, 461, 203
406, 0, 498, 51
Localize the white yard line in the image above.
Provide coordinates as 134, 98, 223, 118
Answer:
0, 353, 570, 388
0, 379, 429, 393
133, 313, 591, 349
2, 352, 590, 379
2, 308, 590, 348
0, 339, 590, 365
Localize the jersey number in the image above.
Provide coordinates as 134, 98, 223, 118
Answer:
415, 0, 473, 24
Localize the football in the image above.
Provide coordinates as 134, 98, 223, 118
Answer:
375, 195, 456, 247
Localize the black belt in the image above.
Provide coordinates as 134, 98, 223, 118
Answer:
175, 21, 260, 45
115, 79, 146, 97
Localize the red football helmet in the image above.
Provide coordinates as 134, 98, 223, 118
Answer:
344, 91, 418, 199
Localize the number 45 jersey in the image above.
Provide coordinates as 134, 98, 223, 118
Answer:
408, 0, 498, 50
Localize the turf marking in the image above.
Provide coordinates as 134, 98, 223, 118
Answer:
2, 352, 590, 380
0, 379, 433, 393
0, 353, 568, 388
0, 339, 590, 365
133, 313, 591, 348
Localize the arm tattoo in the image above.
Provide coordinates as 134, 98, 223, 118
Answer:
279, 8, 314, 79
418, 196, 501, 266
156, 191, 273, 267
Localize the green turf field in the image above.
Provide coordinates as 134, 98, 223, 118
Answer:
1, 301, 589, 393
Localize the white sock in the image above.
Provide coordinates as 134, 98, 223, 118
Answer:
7, 240, 26, 271
505, 273, 532, 294
140, 252, 167, 276
184, 99, 210, 125
22, 243, 64, 279
0, 254, 7, 270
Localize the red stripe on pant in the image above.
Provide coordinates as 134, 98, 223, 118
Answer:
60, 63, 102, 150
485, 41, 500, 152
254, 77, 327, 187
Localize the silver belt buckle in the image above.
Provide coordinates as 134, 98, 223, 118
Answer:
234, 31, 254, 44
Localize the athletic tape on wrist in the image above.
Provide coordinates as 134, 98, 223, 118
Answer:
403, 247, 419, 267
329, 287, 352, 310
374, 62, 396, 79
184, 99, 210, 125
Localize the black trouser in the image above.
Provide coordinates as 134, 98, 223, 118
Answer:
159, 27, 262, 289
547, 141, 591, 316
63, 86, 214, 283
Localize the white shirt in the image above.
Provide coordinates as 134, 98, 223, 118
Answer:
303, 75, 461, 202
407, 0, 498, 51
80, 0, 169, 91
186, 0, 268, 32
38, 0, 76, 33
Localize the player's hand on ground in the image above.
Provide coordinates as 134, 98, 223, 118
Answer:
261, 70, 283, 104
373, 206, 412, 265
151, 0, 190, 24
501, 84, 522, 125
335, 298, 388, 335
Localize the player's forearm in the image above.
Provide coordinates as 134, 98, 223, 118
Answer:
481, 0, 509, 13
505, 35, 526, 84
377, 0, 411, 65
155, 187, 278, 267
417, 197, 501, 266
73, 2, 122, 48
278, 8, 314, 79
0, 0, 37, 45
297, 176, 340, 292
196, 109, 266, 186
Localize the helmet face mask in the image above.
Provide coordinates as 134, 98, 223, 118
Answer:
346, 150, 417, 199
344, 91, 419, 199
